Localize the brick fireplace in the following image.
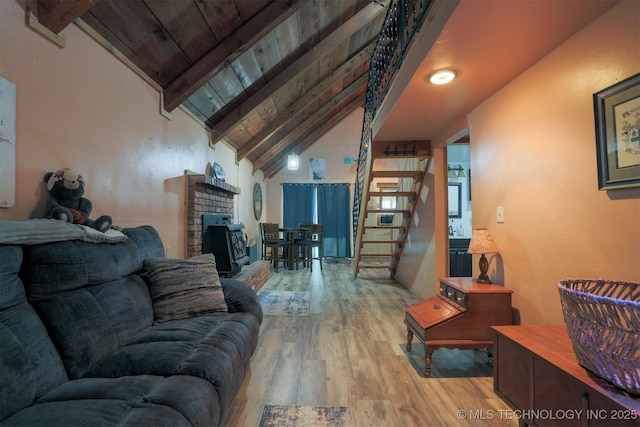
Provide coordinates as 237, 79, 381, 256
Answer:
185, 172, 240, 259
184, 171, 269, 292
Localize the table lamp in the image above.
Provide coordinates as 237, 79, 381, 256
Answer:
467, 228, 499, 284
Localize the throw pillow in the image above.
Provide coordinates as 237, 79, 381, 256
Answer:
143, 253, 227, 322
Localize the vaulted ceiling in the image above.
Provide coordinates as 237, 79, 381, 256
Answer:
25, 0, 619, 178
27, 0, 389, 178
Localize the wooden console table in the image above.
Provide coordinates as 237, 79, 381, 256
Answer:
404, 277, 513, 376
493, 325, 640, 427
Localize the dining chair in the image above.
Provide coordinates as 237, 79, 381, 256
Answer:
294, 223, 312, 266
259, 222, 267, 261
298, 223, 324, 272
262, 223, 290, 272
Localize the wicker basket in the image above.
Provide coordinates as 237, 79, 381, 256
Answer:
557, 279, 640, 395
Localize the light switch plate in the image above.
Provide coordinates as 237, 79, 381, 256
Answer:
497, 206, 504, 223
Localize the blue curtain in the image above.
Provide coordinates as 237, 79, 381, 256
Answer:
282, 184, 314, 228
317, 184, 351, 258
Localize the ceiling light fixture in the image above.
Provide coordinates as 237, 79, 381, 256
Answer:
427, 68, 458, 85
287, 153, 299, 170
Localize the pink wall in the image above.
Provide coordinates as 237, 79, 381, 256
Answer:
468, 0, 640, 324
0, 0, 265, 257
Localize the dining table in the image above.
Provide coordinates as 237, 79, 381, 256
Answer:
278, 227, 307, 269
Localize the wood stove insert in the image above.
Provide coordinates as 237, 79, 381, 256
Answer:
202, 214, 250, 278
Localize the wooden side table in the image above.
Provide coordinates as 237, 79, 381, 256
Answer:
493, 325, 640, 427
405, 277, 513, 376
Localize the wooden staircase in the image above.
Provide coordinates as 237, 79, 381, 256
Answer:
353, 140, 431, 277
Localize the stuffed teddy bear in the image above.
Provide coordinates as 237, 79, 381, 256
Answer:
43, 168, 112, 232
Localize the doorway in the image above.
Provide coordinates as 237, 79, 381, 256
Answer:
447, 143, 472, 277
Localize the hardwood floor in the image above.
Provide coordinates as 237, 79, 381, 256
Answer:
222, 260, 518, 427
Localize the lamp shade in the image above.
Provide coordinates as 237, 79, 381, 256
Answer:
467, 228, 499, 254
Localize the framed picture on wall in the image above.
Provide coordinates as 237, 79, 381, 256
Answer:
448, 182, 462, 218
594, 73, 640, 190
310, 158, 326, 180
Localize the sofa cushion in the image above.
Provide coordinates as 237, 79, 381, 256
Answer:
1, 375, 219, 427
143, 254, 228, 323
22, 226, 164, 379
23, 226, 164, 295
221, 277, 263, 324
0, 245, 68, 423
84, 312, 260, 420
29, 276, 154, 379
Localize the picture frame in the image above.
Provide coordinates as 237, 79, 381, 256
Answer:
309, 158, 326, 180
253, 183, 262, 220
448, 182, 462, 218
594, 73, 640, 190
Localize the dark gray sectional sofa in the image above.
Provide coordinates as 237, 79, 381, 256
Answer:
0, 224, 262, 426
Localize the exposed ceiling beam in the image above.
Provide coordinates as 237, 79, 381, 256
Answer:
262, 94, 366, 178
209, 1, 386, 144
252, 73, 368, 171
162, 0, 304, 112
34, 0, 98, 34
236, 40, 375, 162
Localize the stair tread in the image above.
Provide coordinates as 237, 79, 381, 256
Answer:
365, 209, 410, 213
359, 253, 398, 257
358, 263, 393, 268
370, 170, 423, 178
368, 191, 416, 197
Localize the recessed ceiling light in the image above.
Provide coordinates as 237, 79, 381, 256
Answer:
427, 69, 458, 85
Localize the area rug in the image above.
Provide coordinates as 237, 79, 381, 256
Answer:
258, 405, 354, 427
258, 290, 310, 316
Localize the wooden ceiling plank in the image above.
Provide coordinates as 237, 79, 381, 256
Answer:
83, 1, 192, 83
163, 0, 304, 112
75, 15, 167, 88
234, 0, 269, 22
252, 31, 284, 80
231, 50, 265, 94
296, 0, 320, 48
262, 94, 365, 177
185, 83, 226, 119
196, 0, 243, 42
36, 0, 98, 34
209, 2, 386, 143
274, 12, 301, 69
237, 42, 374, 161
145, 0, 216, 63
251, 74, 367, 170
271, 84, 294, 117
208, 66, 247, 105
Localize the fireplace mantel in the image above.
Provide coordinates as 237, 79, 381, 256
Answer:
190, 174, 241, 195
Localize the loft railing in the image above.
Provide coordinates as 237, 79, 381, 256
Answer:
352, 0, 434, 247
